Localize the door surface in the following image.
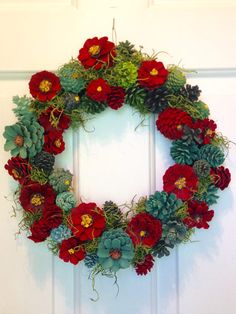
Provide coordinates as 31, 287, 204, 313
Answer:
0, 1, 236, 314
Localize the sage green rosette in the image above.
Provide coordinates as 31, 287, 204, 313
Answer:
199, 144, 225, 168
3, 118, 44, 159
12, 95, 35, 121
56, 191, 76, 212
97, 229, 134, 272
58, 63, 85, 93
162, 220, 188, 246
49, 168, 73, 193
146, 191, 183, 223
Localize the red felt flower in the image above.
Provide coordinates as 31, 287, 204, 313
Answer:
107, 86, 125, 110
193, 118, 217, 144
38, 106, 71, 132
78, 36, 116, 70
135, 254, 155, 276
59, 237, 85, 265
183, 200, 214, 229
86, 78, 111, 102
211, 166, 231, 190
69, 202, 106, 241
4, 156, 31, 185
156, 108, 193, 140
29, 71, 61, 102
137, 60, 168, 90
28, 218, 51, 243
127, 212, 162, 247
19, 183, 56, 213
42, 204, 63, 229
43, 130, 65, 155
163, 164, 198, 201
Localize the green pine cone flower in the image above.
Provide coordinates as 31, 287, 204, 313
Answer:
12, 95, 35, 121
162, 220, 188, 246
126, 85, 149, 115
49, 168, 73, 193
103, 201, 123, 229
31, 151, 55, 174
97, 229, 134, 272
80, 96, 107, 115
84, 253, 99, 268
193, 159, 211, 178
170, 140, 200, 165
199, 144, 225, 168
146, 191, 183, 223
194, 184, 219, 206
193, 101, 210, 119
3, 118, 44, 159
165, 66, 186, 93
113, 61, 138, 89
56, 192, 76, 212
58, 63, 85, 93
152, 239, 174, 258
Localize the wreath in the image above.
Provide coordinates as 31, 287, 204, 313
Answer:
3, 37, 231, 285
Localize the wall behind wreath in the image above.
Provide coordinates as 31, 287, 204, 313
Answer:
0, 1, 236, 313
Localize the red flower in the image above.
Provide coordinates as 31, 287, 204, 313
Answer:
137, 60, 168, 90
69, 202, 106, 241
86, 78, 111, 102
107, 86, 125, 110
29, 71, 61, 102
163, 164, 198, 201
193, 118, 217, 144
156, 108, 192, 140
59, 237, 85, 265
211, 166, 231, 190
43, 131, 65, 155
4, 156, 31, 185
78, 36, 116, 70
127, 212, 162, 247
38, 106, 71, 132
42, 204, 63, 229
28, 219, 51, 243
19, 183, 56, 213
135, 254, 154, 276
183, 200, 214, 229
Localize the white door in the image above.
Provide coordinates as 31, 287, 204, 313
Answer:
1, 1, 236, 313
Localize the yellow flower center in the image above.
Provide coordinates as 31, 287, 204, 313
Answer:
206, 129, 213, 136
89, 45, 100, 56
71, 73, 79, 79
64, 179, 70, 185
14, 135, 24, 147
54, 139, 61, 148
74, 95, 80, 102
140, 230, 146, 237
81, 214, 93, 228
12, 169, 21, 179
39, 80, 52, 93
68, 248, 75, 255
150, 68, 159, 76
31, 194, 44, 206
175, 177, 187, 190
97, 86, 102, 92
176, 124, 182, 130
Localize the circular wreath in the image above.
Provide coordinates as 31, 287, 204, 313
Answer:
3, 37, 231, 279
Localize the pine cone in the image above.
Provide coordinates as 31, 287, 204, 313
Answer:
107, 86, 125, 110
49, 168, 73, 193
199, 144, 225, 168
80, 96, 107, 114
170, 140, 200, 165
103, 201, 123, 229
194, 184, 219, 206
193, 160, 211, 178
116, 41, 136, 59
193, 101, 210, 120
152, 240, 174, 258
56, 192, 76, 212
144, 86, 169, 113
31, 151, 55, 174
58, 63, 85, 93
182, 125, 203, 145
50, 225, 72, 243
12, 95, 35, 121
135, 254, 154, 276
64, 94, 81, 113
165, 66, 186, 93
126, 85, 148, 114
113, 61, 138, 88
84, 253, 98, 268
211, 166, 231, 190
162, 220, 188, 246
180, 84, 201, 102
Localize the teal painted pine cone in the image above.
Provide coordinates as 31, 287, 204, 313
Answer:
58, 64, 85, 93
56, 192, 76, 212
162, 220, 188, 246
146, 191, 183, 223
113, 61, 138, 88
170, 140, 200, 165
3, 118, 44, 159
193, 101, 210, 119
84, 253, 99, 268
49, 168, 73, 193
165, 66, 186, 93
193, 159, 211, 178
194, 184, 219, 206
97, 229, 134, 272
199, 144, 225, 168
31, 151, 55, 174
80, 96, 107, 114
126, 85, 148, 114
50, 225, 72, 243
12, 95, 35, 121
